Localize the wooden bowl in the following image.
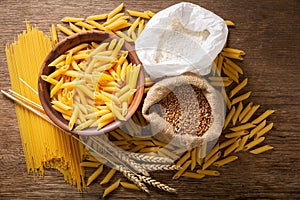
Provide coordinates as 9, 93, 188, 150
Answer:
38, 30, 144, 136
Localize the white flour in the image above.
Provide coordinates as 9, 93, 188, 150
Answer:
155, 19, 210, 64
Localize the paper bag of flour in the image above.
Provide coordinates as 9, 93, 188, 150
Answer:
135, 2, 228, 80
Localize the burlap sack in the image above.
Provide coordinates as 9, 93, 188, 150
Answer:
142, 72, 225, 153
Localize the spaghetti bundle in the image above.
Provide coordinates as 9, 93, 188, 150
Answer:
5, 22, 85, 190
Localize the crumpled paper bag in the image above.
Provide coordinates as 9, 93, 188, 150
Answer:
135, 2, 228, 80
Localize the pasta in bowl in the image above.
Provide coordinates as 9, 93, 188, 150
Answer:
38, 30, 144, 136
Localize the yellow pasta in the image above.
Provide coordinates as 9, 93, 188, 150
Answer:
127, 17, 140, 36
238, 102, 253, 121
255, 122, 273, 139
173, 160, 192, 179
235, 135, 249, 152
219, 137, 237, 149
224, 20, 235, 26
61, 17, 84, 23
120, 182, 140, 191
231, 91, 251, 105
69, 22, 83, 33
6, 22, 85, 190
182, 172, 205, 179
221, 51, 244, 60
107, 3, 124, 19
240, 104, 260, 124
50, 24, 58, 44
100, 168, 117, 185
127, 9, 150, 19
244, 137, 265, 151
225, 130, 248, 138
87, 165, 104, 186
86, 20, 113, 33
86, 14, 108, 21
202, 151, 221, 170
115, 31, 134, 42
249, 120, 266, 138
224, 57, 243, 74
57, 24, 74, 36
229, 78, 248, 98
232, 102, 243, 125
197, 169, 220, 176
223, 106, 236, 129
250, 145, 274, 155
222, 48, 245, 55
191, 148, 197, 170
223, 67, 239, 83
252, 110, 275, 124
230, 123, 256, 132
223, 138, 240, 157
213, 155, 238, 167
103, 179, 121, 198
204, 143, 219, 162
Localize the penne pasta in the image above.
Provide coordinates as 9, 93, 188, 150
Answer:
120, 182, 140, 191
172, 160, 191, 179
103, 179, 120, 198
240, 104, 260, 124
239, 102, 253, 122
213, 155, 238, 167
225, 130, 249, 138
61, 17, 84, 23
224, 57, 243, 74
232, 102, 243, 125
100, 168, 117, 185
107, 3, 124, 19
223, 138, 240, 157
255, 122, 273, 139
252, 110, 275, 124
202, 151, 221, 170
57, 24, 74, 36
223, 106, 236, 129
127, 9, 150, 19
229, 78, 248, 98
244, 137, 265, 151
87, 165, 104, 186
219, 137, 238, 149
223, 67, 239, 84
197, 169, 220, 176
230, 123, 256, 132
235, 134, 249, 152
182, 172, 205, 179
224, 20, 235, 26
222, 48, 245, 56
86, 14, 108, 21
231, 91, 251, 105
221, 51, 244, 60
250, 145, 274, 155
249, 120, 266, 138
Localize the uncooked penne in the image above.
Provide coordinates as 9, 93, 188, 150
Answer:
223, 139, 241, 157
100, 168, 117, 185
240, 104, 260, 124
232, 102, 243, 125
252, 110, 275, 124
213, 155, 238, 167
107, 3, 124, 19
172, 160, 191, 179
244, 137, 265, 151
103, 179, 120, 198
250, 145, 274, 154
231, 91, 251, 105
223, 106, 236, 129
87, 164, 104, 186
255, 122, 273, 139
229, 78, 248, 98
202, 151, 221, 170
182, 172, 205, 179
249, 120, 266, 138
230, 123, 256, 132
127, 9, 150, 19
239, 102, 253, 121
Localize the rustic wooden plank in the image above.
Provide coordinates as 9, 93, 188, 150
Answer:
0, 0, 299, 199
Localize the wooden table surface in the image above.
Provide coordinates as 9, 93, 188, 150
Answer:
0, 0, 299, 199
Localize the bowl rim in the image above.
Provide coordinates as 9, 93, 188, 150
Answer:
38, 30, 144, 136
